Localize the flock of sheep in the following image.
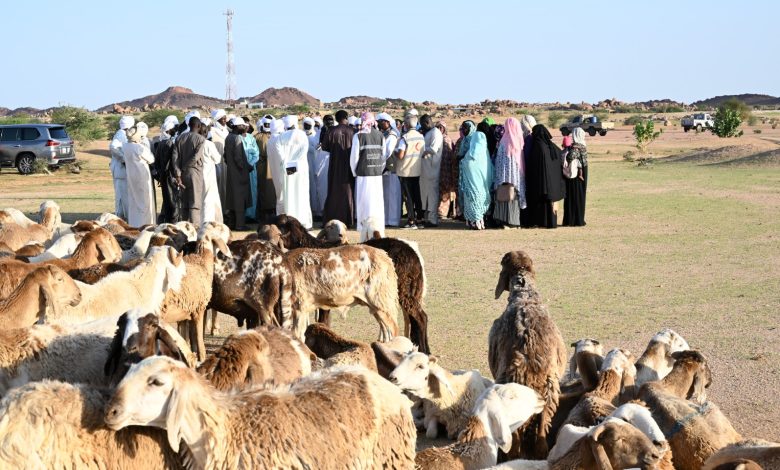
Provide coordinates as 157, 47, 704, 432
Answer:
0, 200, 776, 470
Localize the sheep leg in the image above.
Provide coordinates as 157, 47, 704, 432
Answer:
405, 302, 430, 354
316, 308, 331, 326
371, 308, 398, 342
425, 416, 439, 439
208, 309, 220, 335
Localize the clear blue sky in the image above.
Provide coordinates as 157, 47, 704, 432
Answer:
1, 0, 777, 110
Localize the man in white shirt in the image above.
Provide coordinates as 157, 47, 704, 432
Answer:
109, 115, 134, 219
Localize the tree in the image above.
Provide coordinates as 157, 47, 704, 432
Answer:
142, 109, 184, 127
710, 107, 743, 138
547, 111, 565, 128
50, 106, 105, 144
632, 120, 662, 153
720, 98, 752, 121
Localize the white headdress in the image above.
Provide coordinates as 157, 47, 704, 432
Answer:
118, 116, 135, 130
282, 115, 298, 129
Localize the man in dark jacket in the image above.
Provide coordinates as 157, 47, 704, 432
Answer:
223, 117, 253, 230
171, 117, 205, 227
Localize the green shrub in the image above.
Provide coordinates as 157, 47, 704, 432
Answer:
593, 110, 610, 122
746, 114, 759, 126
721, 98, 752, 121
287, 104, 311, 115
32, 158, 51, 174
142, 109, 184, 127
624, 115, 646, 126
632, 120, 662, 153
623, 151, 636, 162
547, 111, 565, 128
710, 107, 743, 138
0, 114, 41, 125
50, 106, 105, 144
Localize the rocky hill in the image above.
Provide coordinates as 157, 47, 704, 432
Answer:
692, 94, 780, 108
240, 87, 319, 107
96, 86, 227, 114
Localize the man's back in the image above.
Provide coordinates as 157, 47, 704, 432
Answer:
323, 124, 354, 156
174, 132, 205, 171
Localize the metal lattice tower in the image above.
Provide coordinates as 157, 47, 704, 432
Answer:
224, 9, 236, 102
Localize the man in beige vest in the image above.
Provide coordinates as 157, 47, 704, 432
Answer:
394, 110, 424, 229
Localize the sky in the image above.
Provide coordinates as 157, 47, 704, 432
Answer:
1, 0, 778, 110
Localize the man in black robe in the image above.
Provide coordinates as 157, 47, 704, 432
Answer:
321, 110, 355, 228
224, 118, 253, 230
171, 117, 206, 227
153, 122, 180, 223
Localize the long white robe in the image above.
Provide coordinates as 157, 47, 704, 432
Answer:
202, 140, 223, 224
350, 132, 385, 236
421, 127, 444, 224
382, 130, 401, 226
307, 132, 328, 217
109, 129, 128, 219
122, 141, 155, 227
269, 129, 312, 229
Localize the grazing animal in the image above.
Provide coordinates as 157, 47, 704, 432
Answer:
703, 439, 779, 470
0, 265, 81, 329
305, 322, 377, 372
635, 328, 691, 388
105, 357, 417, 469
489, 251, 567, 459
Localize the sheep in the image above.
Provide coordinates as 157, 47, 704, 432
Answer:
105, 357, 417, 469
0, 265, 81, 329
609, 402, 675, 470
285, 243, 401, 342
103, 309, 196, 385
24, 232, 84, 262
0, 202, 60, 250
0, 207, 38, 227
305, 322, 377, 372
489, 250, 567, 459
271, 214, 432, 353
704, 439, 779, 470
0, 380, 182, 469
639, 350, 742, 470
565, 338, 604, 390
635, 328, 691, 388
389, 351, 493, 439
197, 326, 313, 391
415, 383, 545, 470
14, 242, 45, 257
371, 336, 416, 380
54, 246, 187, 324
562, 348, 638, 428
358, 215, 385, 241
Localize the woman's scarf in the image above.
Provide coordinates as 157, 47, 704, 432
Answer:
458, 120, 476, 157
499, 117, 524, 169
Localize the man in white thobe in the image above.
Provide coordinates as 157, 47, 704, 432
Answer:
420, 114, 443, 227
376, 113, 401, 227
302, 117, 324, 221
269, 116, 312, 229
109, 115, 134, 219
122, 122, 156, 227
350, 112, 385, 238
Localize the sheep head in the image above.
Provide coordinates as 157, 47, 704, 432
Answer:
174, 221, 198, 242
38, 200, 61, 232
318, 219, 349, 244
35, 265, 82, 322
609, 403, 668, 454
587, 418, 663, 470
670, 349, 712, 404
601, 348, 637, 378
91, 228, 122, 263
474, 383, 544, 453
70, 220, 101, 234
257, 224, 286, 252
571, 338, 603, 356
199, 221, 232, 244
494, 250, 535, 299
388, 352, 453, 399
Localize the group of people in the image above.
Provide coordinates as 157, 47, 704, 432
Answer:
107, 108, 589, 233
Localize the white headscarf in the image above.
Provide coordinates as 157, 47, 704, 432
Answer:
127, 122, 149, 143
571, 127, 586, 147
347, 116, 358, 126
230, 117, 246, 127
201, 117, 212, 127
282, 115, 298, 129
313, 117, 323, 127
118, 116, 135, 130
302, 117, 315, 135
211, 109, 226, 121
183, 111, 201, 127
520, 115, 537, 136
270, 119, 284, 135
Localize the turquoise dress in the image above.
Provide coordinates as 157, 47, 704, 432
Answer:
242, 134, 260, 220
459, 131, 493, 222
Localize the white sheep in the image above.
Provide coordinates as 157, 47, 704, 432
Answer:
105, 358, 417, 469
415, 383, 544, 470
25, 232, 84, 262
389, 351, 493, 439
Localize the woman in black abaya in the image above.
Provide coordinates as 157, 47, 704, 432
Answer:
525, 124, 565, 228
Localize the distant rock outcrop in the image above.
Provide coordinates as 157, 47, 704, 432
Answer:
692, 94, 780, 108
241, 87, 320, 107
96, 86, 227, 113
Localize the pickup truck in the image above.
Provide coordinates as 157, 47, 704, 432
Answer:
681, 113, 714, 132
559, 114, 615, 136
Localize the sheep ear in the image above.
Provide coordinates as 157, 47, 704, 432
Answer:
429, 365, 454, 397
494, 267, 510, 299
488, 404, 513, 453
165, 377, 192, 453
156, 327, 192, 368
213, 238, 232, 258
95, 239, 110, 262
689, 369, 708, 405
589, 427, 614, 470
39, 280, 57, 324
104, 314, 127, 377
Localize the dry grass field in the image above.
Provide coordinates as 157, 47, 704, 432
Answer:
1, 121, 779, 443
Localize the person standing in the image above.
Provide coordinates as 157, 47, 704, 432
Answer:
254, 114, 277, 224
321, 110, 355, 228
525, 124, 565, 229
109, 115, 134, 219
152, 117, 180, 223
269, 115, 313, 229
349, 112, 385, 237
197, 122, 223, 224
420, 114, 443, 227
460, 128, 493, 230
210, 109, 229, 209
436, 121, 458, 220
376, 113, 401, 227
562, 127, 588, 227
394, 111, 424, 229
171, 117, 207, 227
242, 123, 260, 223
223, 117, 253, 230
492, 117, 527, 228
122, 122, 156, 227
309, 115, 331, 221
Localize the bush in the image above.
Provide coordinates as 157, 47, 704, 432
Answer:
623, 150, 636, 162
50, 106, 105, 144
287, 104, 311, 115
142, 109, 184, 127
721, 98, 752, 121
753, 129, 762, 134
547, 111, 565, 128
593, 110, 610, 122
633, 120, 662, 153
0, 114, 41, 125
746, 114, 759, 126
624, 115, 646, 126
32, 158, 51, 174
710, 107, 744, 138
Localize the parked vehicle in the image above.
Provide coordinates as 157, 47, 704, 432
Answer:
0, 124, 76, 174
559, 114, 615, 136
681, 113, 714, 132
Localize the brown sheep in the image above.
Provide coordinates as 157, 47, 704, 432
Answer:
488, 250, 567, 460
704, 439, 779, 470
639, 350, 742, 470
305, 323, 377, 372
0, 265, 82, 329
197, 327, 313, 391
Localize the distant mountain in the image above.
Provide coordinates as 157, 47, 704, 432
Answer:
96, 86, 227, 113
240, 87, 319, 107
0, 106, 45, 117
692, 94, 780, 108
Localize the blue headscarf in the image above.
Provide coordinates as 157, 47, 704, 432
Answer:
457, 120, 477, 157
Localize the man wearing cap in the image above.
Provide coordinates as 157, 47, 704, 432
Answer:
123, 122, 156, 227
302, 117, 322, 221
252, 114, 277, 224
394, 110, 425, 229
223, 117, 253, 230
268, 116, 312, 229
109, 115, 134, 219
376, 113, 401, 227
210, 109, 229, 210
171, 117, 207, 227
419, 114, 443, 227
321, 110, 355, 228
153, 116, 180, 223
350, 112, 385, 237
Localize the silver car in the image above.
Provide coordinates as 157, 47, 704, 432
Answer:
0, 124, 76, 174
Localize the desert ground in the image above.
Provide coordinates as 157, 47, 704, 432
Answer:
1, 116, 779, 443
